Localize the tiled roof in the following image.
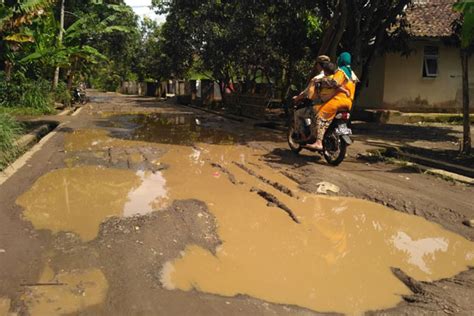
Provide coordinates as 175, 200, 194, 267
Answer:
405, 0, 460, 38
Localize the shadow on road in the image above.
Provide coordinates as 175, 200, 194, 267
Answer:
262, 148, 322, 168
352, 122, 460, 143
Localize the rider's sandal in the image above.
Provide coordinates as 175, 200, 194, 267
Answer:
305, 143, 323, 151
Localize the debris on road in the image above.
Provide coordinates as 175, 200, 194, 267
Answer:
462, 219, 474, 228
316, 182, 340, 194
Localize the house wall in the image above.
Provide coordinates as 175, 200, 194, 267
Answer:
359, 40, 474, 112
390, 40, 474, 112
357, 55, 386, 108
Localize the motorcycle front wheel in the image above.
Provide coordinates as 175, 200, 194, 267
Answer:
287, 126, 303, 154
323, 129, 347, 166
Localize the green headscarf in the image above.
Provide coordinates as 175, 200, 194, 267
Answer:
337, 52, 352, 80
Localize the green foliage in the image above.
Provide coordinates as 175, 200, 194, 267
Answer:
0, 0, 140, 113
454, 0, 474, 48
0, 71, 53, 114
53, 81, 71, 106
150, 1, 321, 95
0, 112, 23, 170
89, 64, 122, 91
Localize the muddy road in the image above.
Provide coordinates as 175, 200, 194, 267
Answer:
1, 92, 473, 316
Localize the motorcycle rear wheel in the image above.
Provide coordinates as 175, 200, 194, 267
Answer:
323, 129, 347, 166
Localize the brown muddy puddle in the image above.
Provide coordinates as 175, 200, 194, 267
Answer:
102, 113, 237, 145
16, 166, 167, 241
21, 266, 108, 315
0, 298, 11, 315
15, 114, 474, 315
156, 144, 474, 315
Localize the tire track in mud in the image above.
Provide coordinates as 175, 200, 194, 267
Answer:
209, 160, 301, 223
250, 187, 300, 223
210, 163, 240, 185
232, 162, 297, 198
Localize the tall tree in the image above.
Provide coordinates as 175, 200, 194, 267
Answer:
315, 0, 411, 90
151, 0, 320, 100
454, 0, 474, 154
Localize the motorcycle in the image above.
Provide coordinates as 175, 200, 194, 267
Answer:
72, 88, 87, 105
287, 98, 353, 166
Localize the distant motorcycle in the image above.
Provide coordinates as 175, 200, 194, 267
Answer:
287, 98, 353, 166
72, 87, 87, 105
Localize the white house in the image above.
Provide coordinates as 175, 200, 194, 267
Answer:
359, 0, 473, 113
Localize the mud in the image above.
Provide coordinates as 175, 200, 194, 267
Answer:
152, 143, 473, 315
16, 166, 151, 241
0, 298, 11, 315
2, 92, 474, 316
21, 266, 108, 315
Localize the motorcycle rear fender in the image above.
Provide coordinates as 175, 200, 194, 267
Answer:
341, 135, 353, 145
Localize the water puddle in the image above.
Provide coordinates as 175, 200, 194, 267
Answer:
123, 170, 168, 216
0, 298, 11, 315
154, 144, 474, 315
22, 266, 108, 315
64, 129, 150, 152
16, 166, 168, 241
103, 113, 237, 145
15, 119, 474, 315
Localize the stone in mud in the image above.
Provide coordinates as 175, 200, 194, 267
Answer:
462, 219, 474, 228
316, 181, 340, 194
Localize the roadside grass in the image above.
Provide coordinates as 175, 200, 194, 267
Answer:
0, 106, 56, 116
0, 113, 24, 170
0, 75, 56, 116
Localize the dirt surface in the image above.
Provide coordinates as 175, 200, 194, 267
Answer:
352, 122, 474, 170
0, 91, 473, 316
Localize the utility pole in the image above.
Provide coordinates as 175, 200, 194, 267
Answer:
53, 0, 65, 89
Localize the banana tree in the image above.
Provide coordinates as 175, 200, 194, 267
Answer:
52, 2, 133, 89
0, 0, 54, 79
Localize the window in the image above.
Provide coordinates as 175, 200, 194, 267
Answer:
423, 46, 439, 78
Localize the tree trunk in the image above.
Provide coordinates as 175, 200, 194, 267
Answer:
317, 1, 340, 58
461, 49, 471, 154
53, 0, 65, 89
5, 61, 12, 81
328, 1, 347, 60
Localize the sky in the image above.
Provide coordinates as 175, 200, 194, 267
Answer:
124, 0, 166, 24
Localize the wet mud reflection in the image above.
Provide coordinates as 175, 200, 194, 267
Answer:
103, 113, 237, 145
17, 166, 168, 241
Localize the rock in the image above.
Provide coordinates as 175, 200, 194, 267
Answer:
462, 219, 474, 228
316, 182, 340, 194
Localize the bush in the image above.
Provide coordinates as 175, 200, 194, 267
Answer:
0, 113, 23, 170
0, 72, 54, 114
53, 82, 72, 106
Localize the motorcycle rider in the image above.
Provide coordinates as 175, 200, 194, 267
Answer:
292, 55, 351, 146
305, 52, 357, 151
293, 55, 331, 104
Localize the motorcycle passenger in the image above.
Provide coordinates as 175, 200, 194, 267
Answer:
306, 52, 358, 151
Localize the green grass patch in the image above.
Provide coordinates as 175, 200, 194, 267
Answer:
0, 113, 24, 170
0, 106, 56, 116
0, 73, 55, 115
